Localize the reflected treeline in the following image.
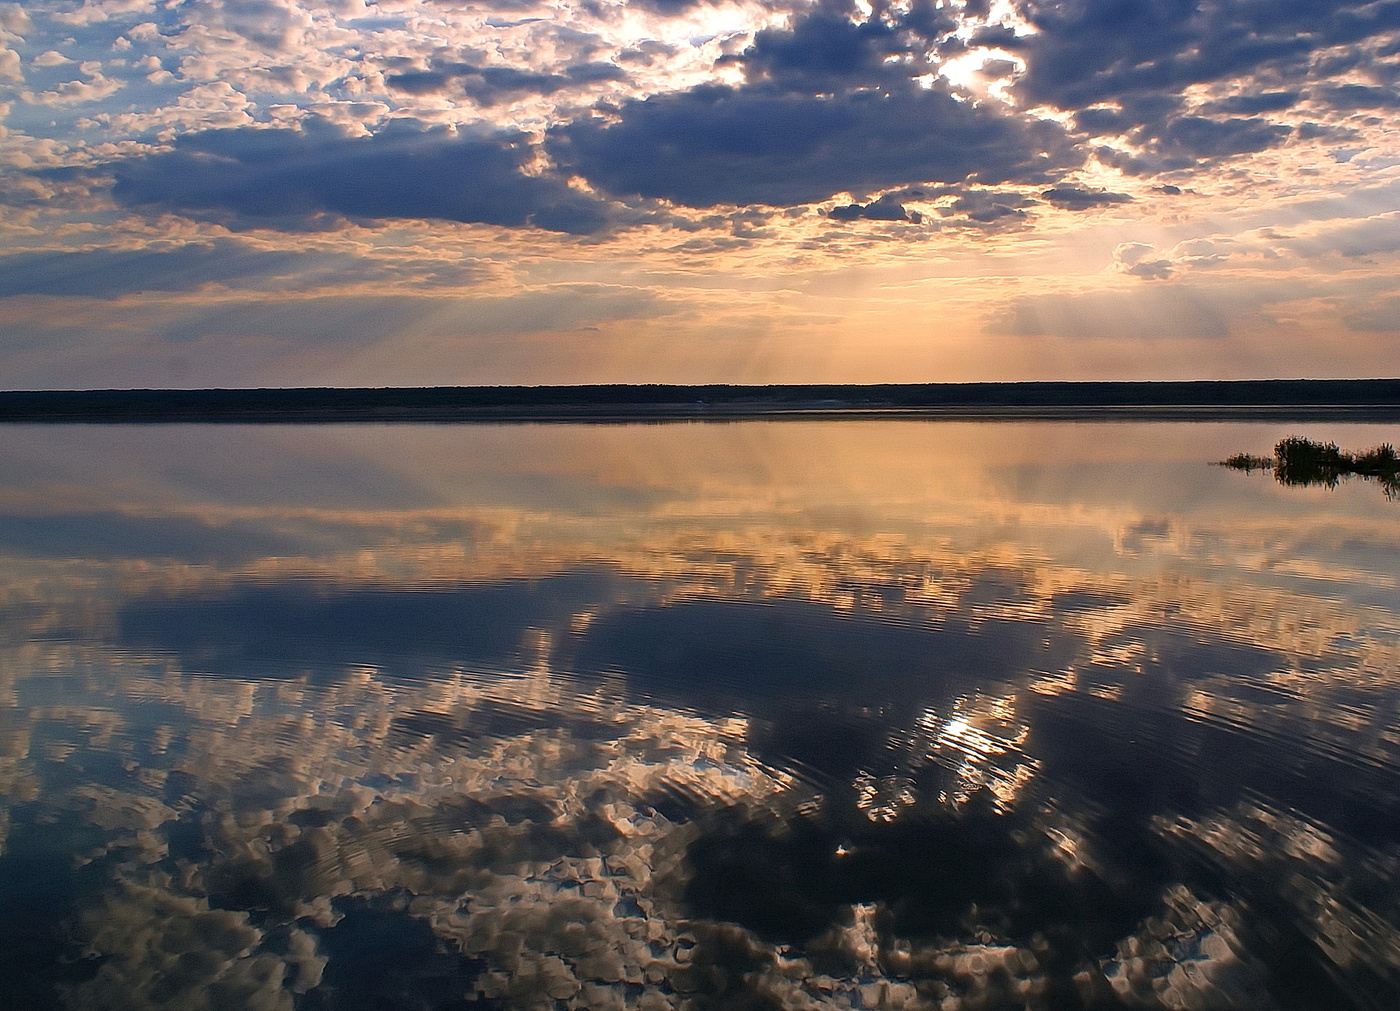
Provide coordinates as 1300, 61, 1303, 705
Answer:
1222, 437, 1400, 496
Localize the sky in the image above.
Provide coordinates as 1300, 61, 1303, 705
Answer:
1, 0, 1399, 388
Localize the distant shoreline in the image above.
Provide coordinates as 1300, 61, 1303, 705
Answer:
3, 380, 1400, 423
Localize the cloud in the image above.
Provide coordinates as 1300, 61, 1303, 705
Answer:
1011, 0, 1400, 174
1344, 293, 1400, 332
988, 284, 1234, 339
549, 2, 1081, 209
1041, 185, 1131, 210
0, 241, 343, 297
107, 121, 615, 234
387, 61, 628, 105
184, 0, 311, 52
161, 286, 669, 343
1110, 237, 1240, 280
1153, 115, 1293, 158
827, 197, 922, 223
22, 65, 124, 106
0, 3, 31, 37
932, 187, 1037, 225
0, 509, 308, 565
1315, 83, 1400, 109
1285, 211, 1400, 258
1013, 0, 1400, 111
1112, 241, 1174, 280
734, 3, 950, 91
1198, 91, 1301, 115
552, 85, 1077, 208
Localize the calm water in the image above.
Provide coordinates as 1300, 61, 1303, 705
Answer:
2, 420, 1399, 1011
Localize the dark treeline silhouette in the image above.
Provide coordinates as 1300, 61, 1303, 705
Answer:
3, 379, 1400, 422
1223, 437, 1400, 497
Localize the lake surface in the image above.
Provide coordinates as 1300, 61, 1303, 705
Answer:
2, 419, 1399, 1011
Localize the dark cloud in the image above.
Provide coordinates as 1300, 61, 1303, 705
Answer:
1096, 115, 1292, 175
1199, 91, 1301, 114
938, 189, 1036, 224
1011, 0, 1400, 174
0, 241, 338, 297
1040, 185, 1132, 210
387, 62, 627, 104
1295, 121, 1361, 141
1154, 115, 1293, 158
551, 0, 1345, 211
1013, 0, 1400, 111
548, 1, 1080, 208
623, 0, 714, 14
108, 121, 613, 234
735, 3, 948, 90
1316, 83, 1400, 109
827, 197, 922, 223
552, 86, 1076, 208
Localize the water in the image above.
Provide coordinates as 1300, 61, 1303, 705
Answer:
1, 419, 1399, 1011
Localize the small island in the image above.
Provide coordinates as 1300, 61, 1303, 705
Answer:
1222, 436, 1400, 496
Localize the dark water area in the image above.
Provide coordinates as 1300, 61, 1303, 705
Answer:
2, 420, 1400, 1010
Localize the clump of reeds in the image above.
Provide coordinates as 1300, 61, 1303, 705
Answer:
1220, 437, 1400, 498
1220, 452, 1274, 473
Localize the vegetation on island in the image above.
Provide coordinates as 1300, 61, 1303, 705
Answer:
1222, 436, 1400, 497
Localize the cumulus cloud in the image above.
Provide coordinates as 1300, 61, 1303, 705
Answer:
0, 2, 31, 38
553, 85, 1077, 208
1041, 185, 1131, 210
1011, 0, 1400, 175
108, 121, 616, 234
929, 187, 1037, 225
827, 196, 922, 223
22, 64, 124, 106
550, 3, 1083, 208
1013, 0, 1400, 110
1113, 241, 1174, 280
183, 0, 312, 53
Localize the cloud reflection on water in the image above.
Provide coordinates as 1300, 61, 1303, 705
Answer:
0, 421, 1399, 1009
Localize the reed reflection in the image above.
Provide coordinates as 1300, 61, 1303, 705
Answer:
1222, 437, 1400, 497
0, 421, 1398, 1010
